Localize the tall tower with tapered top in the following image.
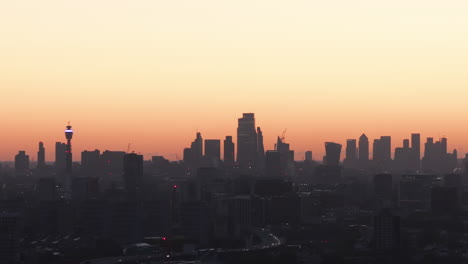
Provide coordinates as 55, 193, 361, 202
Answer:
65, 123, 73, 174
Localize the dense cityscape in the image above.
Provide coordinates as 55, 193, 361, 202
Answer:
1, 113, 467, 264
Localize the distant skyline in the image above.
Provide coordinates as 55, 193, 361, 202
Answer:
1, 1, 467, 161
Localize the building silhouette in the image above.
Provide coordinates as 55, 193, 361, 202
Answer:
237, 113, 257, 171
81, 149, 101, 175
411, 133, 421, 170
37, 141, 45, 169
55, 142, 67, 172
223, 136, 235, 168
123, 153, 143, 200
358, 134, 369, 168
344, 139, 357, 168
324, 142, 341, 166
305, 151, 313, 162
204, 139, 221, 167
14, 151, 29, 176
257, 127, 265, 171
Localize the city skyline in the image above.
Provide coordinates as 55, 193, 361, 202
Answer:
0, 117, 462, 163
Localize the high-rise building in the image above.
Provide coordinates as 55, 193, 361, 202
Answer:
81, 150, 101, 174
123, 153, 144, 199
265, 150, 282, 178
305, 151, 313, 162
394, 139, 412, 172
324, 142, 342, 166
223, 136, 235, 167
374, 209, 400, 252
373, 136, 391, 170
257, 127, 265, 171
358, 134, 369, 168
344, 139, 357, 168
237, 113, 257, 171
188, 132, 204, 168
205, 139, 221, 165
101, 150, 126, 182
55, 142, 67, 172
411, 133, 420, 170
14, 151, 29, 176
37, 142, 45, 169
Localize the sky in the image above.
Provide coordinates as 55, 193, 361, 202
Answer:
0, 0, 467, 161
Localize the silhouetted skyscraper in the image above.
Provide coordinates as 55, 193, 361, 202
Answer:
81, 149, 101, 174
14, 151, 29, 176
324, 142, 342, 166
359, 134, 369, 168
344, 139, 357, 168
305, 151, 313, 162
411, 133, 420, 170
205, 139, 221, 165
123, 153, 143, 199
257, 127, 265, 171
190, 132, 203, 167
223, 136, 235, 167
55, 142, 67, 172
37, 142, 45, 169
237, 113, 257, 171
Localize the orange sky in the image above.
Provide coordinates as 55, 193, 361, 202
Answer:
0, 0, 467, 161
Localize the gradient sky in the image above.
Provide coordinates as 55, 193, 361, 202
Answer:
1, 0, 467, 161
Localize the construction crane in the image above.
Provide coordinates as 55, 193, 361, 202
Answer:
127, 143, 132, 153
280, 129, 287, 142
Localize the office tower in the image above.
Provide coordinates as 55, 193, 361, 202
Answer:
305, 151, 313, 162
81, 150, 101, 174
394, 139, 412, 172
223, 136, 235, 167
441, 137, 448, 155
265, 150, 282, 178
276, 136, 295, 177
0, 212, 19, 263
374, 209, 400, 252
358, 134, 369, 168
55, 142, 67, 172
344, 139, 357, 168
411, 133, 420, 169
324, 142, 341, 166
123, 153, 144, 199
65, 124, 74, 174
403, 139, 409, 149
14, 151, 29, 176
237, 113, 257, 171
102, 150, 126, 176
190, 132, 203, 167
205, 139, 221, 166
183, 148, 193, 166
257, 127, 265, 171
380, 136, 391, 160
37, 142, 45, 169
